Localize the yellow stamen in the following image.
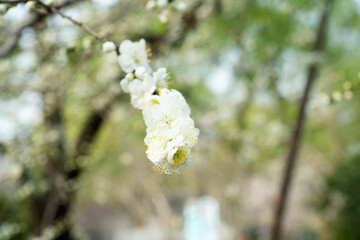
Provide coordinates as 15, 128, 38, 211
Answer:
151, 99, 159, 104
173, 149, 187, 165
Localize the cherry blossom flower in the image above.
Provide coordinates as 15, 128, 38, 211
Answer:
118, 39, 151, 73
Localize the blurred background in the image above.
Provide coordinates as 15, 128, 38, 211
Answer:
1, 0, 360, 239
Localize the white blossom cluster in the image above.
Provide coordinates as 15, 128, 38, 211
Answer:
146, 0, 187, 23
104, 39, 199, 174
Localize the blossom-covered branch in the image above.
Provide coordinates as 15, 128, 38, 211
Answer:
115, 39, 200, 174
32, 0, 201, 174
1, 0, 204, 57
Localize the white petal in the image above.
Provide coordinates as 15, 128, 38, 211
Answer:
118, 55, 135, 73
135, 66, 147, 79
119, 40, 134, 55
120, 79, 130, 92
143, 76, 156, 92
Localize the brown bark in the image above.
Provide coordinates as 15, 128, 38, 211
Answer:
269, 1, 333, 240
29, 95, 114, 239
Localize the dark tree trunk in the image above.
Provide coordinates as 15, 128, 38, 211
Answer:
29, 97, 113, 239
269, 0, 333, 240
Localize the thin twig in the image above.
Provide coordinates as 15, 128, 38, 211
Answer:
269, 0, 333, 240
0, 0, 28, 3
36, 0, 108, 42
0, 0, 82, 58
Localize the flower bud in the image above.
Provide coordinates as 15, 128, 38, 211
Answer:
25, 1, 37, 11
146, 0, 156, 9
102, 41, 116, 53
45, 0, 54, 6
125, 73, 134, 81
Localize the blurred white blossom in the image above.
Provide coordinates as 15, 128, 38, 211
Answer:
159, 9, 170, 23
25, 1, 36, 11
332, 91, 342, 102
157, 0, 168, 8
146, 0, 187, 22
344, 91, 353, 100
146, 0, 156, 9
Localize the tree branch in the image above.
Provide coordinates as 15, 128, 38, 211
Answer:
269, 1, 333, 240
0, 0, 28, 3
0, 0, 82, 58
36, 0, 109, 43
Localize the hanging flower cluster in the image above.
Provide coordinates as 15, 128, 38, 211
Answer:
105, 39, 199, 174
146, 0, 187, 23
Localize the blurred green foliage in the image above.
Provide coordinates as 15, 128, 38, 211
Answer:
0, 0, 360, 239
316, 155, 360, 240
